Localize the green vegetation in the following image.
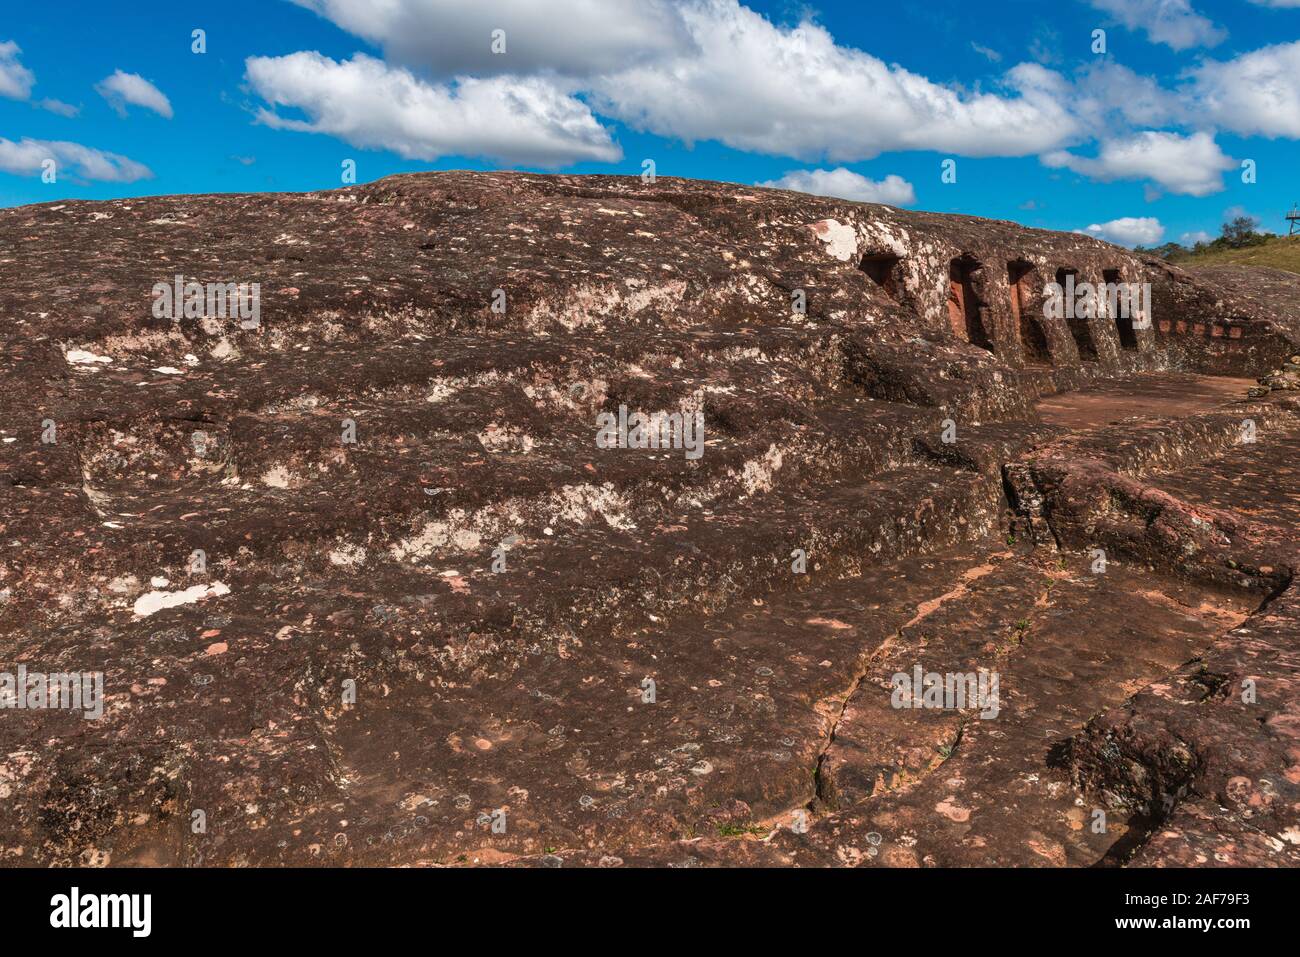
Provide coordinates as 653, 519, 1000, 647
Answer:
1165, 235, 1300, 273
716, 822, 771, 838
1137, 215, 1300, 275
1012, 618, 1032, 644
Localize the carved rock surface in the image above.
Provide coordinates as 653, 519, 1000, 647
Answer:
0, 172, 1297, 867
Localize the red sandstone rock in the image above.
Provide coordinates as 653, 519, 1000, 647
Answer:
0, 172, 1297, 868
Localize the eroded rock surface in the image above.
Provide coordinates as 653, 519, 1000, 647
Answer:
0, 172, 1297, 867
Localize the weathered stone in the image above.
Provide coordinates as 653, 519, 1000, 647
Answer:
0, 171, 1297, 867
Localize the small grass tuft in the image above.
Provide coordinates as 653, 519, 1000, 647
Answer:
716, 822, 770, 838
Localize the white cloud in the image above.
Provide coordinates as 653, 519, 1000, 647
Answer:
1071, 61, 1182, 128
0, 41, 78, 115
758, 167, 916, 205
0, 40, 34, 100
1080, 217, 1165, 247
1190, 40, 1300, 138
1181, 230, 1213, 245
0, 136, 153, 182
290, 0, 1082, 164
244, 1, 1300, 178
37, 97, 79, 117
1043, 131, 1234, 197
590, 1, 1080, 161
971, 42, 1002, 63
95, 70, 173, 118
1087, 0, 1225, 50
290, 0, 694, 77
244, 51, 621, 166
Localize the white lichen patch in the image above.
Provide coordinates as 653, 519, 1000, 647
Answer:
389, 482, 637, 564
260, 465, 296, 489
65, 349, 113, 365
390, 514, 484, 562
624, 278, 687, 314
477, 424, 535, 454
736, 444, 785, 495
857, 220, 910, 258
209, 338, 240, 361
553, 483, 635, 531
425, 378, 462, 403
425, 371, 504, 404
133, 582, 230, 618
809, 219, 858, 262
522, 377, 609, 413
107, 574, 141, 595
524, 280, 687, 333
328, 542, 369, 567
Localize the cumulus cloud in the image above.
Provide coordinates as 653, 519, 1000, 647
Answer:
0, 40, 34, 100
95, 70, 173, 118
1190, 40, 1300, 138
1043, 131, 1234, 197
244, 51, 621, 166
1086, 0, 1225, 50
758, 167, 916, 205
590, 2, 1080, 161
1080, 217, 1165, 247
290, 0, 694, 77
244, 0, 1300, 178
0, 136, 153, 182
1071, 61, 1182, 128
293, 0, 1084, 163
1181, 230, 1213, 245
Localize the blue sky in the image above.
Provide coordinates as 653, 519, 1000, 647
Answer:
2, 0, 1298, 247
